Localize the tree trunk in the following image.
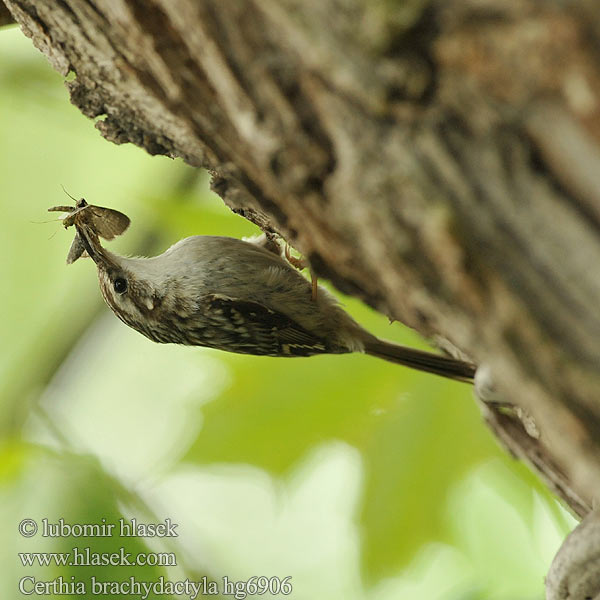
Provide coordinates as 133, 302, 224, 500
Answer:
5, 0, 600, 581
0, 3, 13, 27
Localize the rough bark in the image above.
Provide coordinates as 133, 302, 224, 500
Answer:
0, 1, 14, 26
4, 0, 600, 571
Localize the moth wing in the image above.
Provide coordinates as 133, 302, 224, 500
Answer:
66, 231, 88, 264
87, 206, 131, 240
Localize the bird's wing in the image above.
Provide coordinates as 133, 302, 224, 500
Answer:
197, 294, 330, 357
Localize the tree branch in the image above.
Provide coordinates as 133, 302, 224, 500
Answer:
0, 1, 15, 26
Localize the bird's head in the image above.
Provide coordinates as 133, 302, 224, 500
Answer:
75, 222, 167, 339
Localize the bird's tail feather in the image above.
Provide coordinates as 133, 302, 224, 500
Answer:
364, 338, 476, 382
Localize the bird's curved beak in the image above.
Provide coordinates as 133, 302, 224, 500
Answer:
74, 222, 120, 272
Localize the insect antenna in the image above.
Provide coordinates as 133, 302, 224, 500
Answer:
60, 184, 78, 203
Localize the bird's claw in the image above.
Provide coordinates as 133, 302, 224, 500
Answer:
285, 244, 318, 301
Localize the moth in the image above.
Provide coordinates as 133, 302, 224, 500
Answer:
48, 198, 130, 264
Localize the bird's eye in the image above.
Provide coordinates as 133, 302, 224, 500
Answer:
114, 277, 128, 294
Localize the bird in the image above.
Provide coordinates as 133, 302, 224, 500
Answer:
52, 200, 476, 382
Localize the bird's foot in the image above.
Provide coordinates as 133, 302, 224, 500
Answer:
285, 244, 318, 301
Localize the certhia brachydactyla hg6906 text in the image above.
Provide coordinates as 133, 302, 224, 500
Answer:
50, 199, 476, 382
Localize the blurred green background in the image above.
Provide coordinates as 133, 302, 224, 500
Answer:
1, 26, 574, 600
